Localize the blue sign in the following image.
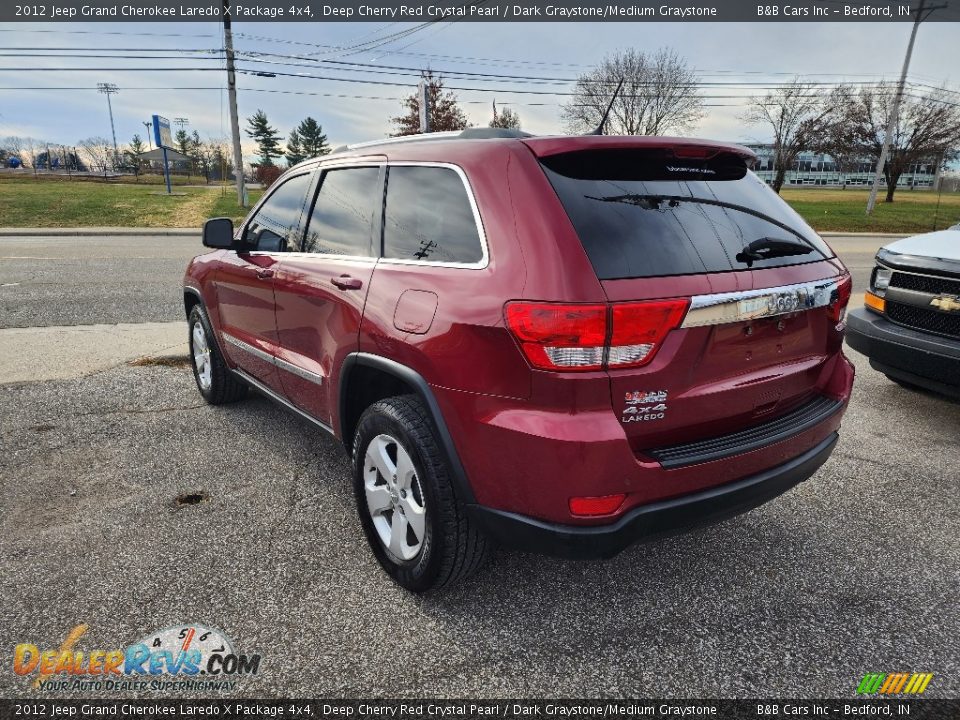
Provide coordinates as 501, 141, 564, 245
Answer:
152, 115, 173, 150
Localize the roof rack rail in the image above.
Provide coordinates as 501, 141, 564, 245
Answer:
331, 127, 533, 154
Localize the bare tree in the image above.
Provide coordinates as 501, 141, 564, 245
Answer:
3, 136, 26, 166
743, 79, 834, 194
855, 84, 960, 203
561, 48, 703, 136
810, 84, 862, 189
77, 137, 113, 173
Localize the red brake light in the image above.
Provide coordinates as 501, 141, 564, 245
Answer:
505, 303, 607, 371
829, 275, 853, 323
505, 299, 689, 372
569, 494, 626, 517
609, 299, 690, 368
671, 146, 715, 159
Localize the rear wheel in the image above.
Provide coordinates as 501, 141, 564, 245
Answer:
188, 304, 247, 405
352, 395, 489, 592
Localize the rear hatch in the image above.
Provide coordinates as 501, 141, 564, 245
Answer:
536, 143, 850, 456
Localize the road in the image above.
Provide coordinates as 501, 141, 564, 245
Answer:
0, 233, 881, 329
1, 232, 958, 699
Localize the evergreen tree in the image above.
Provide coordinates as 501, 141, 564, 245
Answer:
129, 134, 145, 155
490, 103, 521, 130
296, 117, 331, 158
286, 129, 305, 166
390, 71, 470, 137
174, 129, 191, 156
245, 109, 283, 166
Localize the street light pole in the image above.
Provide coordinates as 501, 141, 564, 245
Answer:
143, 121, 153, 150
222, 0, 247, 208
97, 82, 120, 170
865, 0, 944, 214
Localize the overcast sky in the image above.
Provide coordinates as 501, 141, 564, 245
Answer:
1, 19, 958, 160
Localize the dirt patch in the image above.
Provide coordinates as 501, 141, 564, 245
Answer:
129, 355, 192, 368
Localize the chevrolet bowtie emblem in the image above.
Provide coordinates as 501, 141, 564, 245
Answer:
930, 294, 960, 313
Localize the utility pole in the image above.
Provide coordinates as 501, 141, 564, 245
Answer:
865, 0, 945, 214
223, 0, 247, 208
97, 82, 119, 170
418, 79, 430, 133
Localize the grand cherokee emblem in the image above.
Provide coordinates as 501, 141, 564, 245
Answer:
930, 294, 960, 313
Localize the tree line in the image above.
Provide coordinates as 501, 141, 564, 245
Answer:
6, 47, 958, 203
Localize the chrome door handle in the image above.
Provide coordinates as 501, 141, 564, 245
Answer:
331, 275, 362, 290
256, 268, 274, 279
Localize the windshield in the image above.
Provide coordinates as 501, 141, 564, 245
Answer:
541, 151, 834, 280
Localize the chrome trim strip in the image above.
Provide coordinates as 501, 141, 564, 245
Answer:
222, 333, 275, 364
681, 278, 840, 328
233, 368, 334, 435
222, 332, 323, 386
274, 355, 325, 385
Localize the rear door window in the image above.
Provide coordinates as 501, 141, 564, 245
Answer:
383, 165, 484, 265
303, 166, 381, 257
541, 150, 833, 280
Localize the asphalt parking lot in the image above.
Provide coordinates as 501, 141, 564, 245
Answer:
1, 233, 958, 698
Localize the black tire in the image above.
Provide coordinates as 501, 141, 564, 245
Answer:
352, 395, 489, 592
885, 374, 922, 392
188, 303, 248, 405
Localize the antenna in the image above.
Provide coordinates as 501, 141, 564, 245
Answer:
587, 77, 625, 136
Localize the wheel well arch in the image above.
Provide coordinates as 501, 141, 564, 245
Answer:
184, 288, 203, 318
338, 353, 475, 504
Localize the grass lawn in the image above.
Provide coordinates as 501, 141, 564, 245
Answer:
782, 188, 960, 234
0, 179, 261, 228
0, 176, 957, 233
210, 189, 264, 224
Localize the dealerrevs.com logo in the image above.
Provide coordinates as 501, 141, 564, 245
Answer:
13, 623, 261, 692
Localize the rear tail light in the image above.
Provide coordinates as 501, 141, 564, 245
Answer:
829, 275, 853, 323
505, 299, 689, 372
609, 300, 690, 368
569, 493, 626, 516
504, 303, 607, 371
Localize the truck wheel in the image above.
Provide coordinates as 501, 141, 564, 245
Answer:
352, 395, 489, 592
188, 304, 247, 405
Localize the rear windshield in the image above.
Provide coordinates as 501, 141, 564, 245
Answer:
541, 149, 833, 280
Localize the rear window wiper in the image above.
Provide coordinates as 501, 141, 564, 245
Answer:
585, 193, 819, 252
736, 237, 813, 267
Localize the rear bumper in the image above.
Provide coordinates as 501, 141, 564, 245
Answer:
846, 307, 960, 398
467, 432, 838, 559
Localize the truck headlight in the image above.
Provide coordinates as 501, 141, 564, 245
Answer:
870, 266, 892, 296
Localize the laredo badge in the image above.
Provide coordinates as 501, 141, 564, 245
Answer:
623, 390, 668, 423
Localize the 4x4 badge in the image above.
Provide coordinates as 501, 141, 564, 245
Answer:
930, 294, 960, 313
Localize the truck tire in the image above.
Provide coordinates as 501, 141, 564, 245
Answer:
188, 304, 248, 405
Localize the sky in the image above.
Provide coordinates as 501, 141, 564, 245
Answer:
1, 18, 959, 162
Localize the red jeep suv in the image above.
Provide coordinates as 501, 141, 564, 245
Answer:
184, 130, 855, 591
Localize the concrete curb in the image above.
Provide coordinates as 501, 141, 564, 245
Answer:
0, 228, 201, 237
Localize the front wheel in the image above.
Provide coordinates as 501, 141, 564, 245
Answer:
188, 304, 247, 405
352, 395, 489, 592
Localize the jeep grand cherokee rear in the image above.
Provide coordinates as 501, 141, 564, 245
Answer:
184, 132, 854, 592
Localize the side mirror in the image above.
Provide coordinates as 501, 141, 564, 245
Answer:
203, 217, 235, 249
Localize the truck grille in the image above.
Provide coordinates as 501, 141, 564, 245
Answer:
886, 301, 960, 339
889, 271, 960, 296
